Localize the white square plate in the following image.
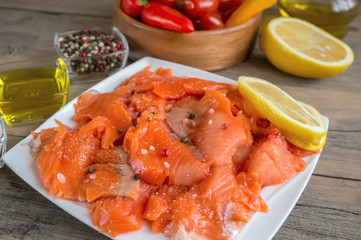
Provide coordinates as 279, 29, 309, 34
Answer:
3, 57, 329, 240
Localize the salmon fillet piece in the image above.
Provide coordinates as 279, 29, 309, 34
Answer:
91, 182, 157, 237
167, 90, 253, 170
153, 77, 230, 100
148, 167, 268, 240
144, 184, 189, 233
244, 127, 307, 187
123, 112, 210, 186
33, 125, 99, 201
85, 163, 140, 202
129, 92, 166, 117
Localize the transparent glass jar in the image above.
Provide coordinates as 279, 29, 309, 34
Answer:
0, 116, 6, 168
278, 0, 360, 38
54, 26, 129, 82
0, 58, 69, 126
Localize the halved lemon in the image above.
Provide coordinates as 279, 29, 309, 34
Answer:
238, 76, 327, 151
259, 17, 354, 78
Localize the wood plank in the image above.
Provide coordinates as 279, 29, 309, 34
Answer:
274, 175, 361, 240
0, 8, 113, 65
0, 0, 114, 17
276, 205, 360, 240
315, 130, 361, 180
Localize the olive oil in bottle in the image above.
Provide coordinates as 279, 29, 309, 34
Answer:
0, 59, 69, 126
278, 0, 360, 38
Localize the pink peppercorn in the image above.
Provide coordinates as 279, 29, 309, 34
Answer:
116, 44, 124, 50
221, 123, 228, 130
162, 149, 170, 157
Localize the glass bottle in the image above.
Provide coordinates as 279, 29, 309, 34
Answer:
278, 0, 360, 38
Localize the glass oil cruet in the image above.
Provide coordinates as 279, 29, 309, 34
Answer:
278, 0, 360, 38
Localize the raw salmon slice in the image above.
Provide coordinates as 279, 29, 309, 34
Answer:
74, 87, 132, 148
79, 116, 123, 149
226, 86, 249, 117
144, 184, 189, 233
244, 126, 307, 187
74, 86, 131, 123
183, 78, 230, 95
235, 172, 268, 212
117, 66, 161, 89
288, 142, 320, 158
33, 125, 99, 201
129, 92, 166, 117
123, 111, 210, 186
90, 146, 127, 164
152, 77, 230, 100
119, 66, 177, 93
85, 163, 140, 202
91, 182, 157, 237
33, 120, 140, 202
159, 167, 267, 240
167, 90, 253, 169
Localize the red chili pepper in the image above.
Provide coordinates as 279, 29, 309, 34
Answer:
141, 2, 195, 33
121, 0, 148, 19
152, 0, 176, 7
199, 11, 224, 30
183, 0, 219, 18
218, 0, 245, 11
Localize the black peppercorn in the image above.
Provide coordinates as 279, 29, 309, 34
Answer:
181, 136, 190, 144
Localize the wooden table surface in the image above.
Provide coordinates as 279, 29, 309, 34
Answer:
0, 1, 360, 239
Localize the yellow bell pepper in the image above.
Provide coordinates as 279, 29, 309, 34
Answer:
225, 0, 277, 27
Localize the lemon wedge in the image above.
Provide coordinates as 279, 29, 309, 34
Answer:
259, 17, 354, 78
238, 76, 327, 151
289, 101, 327, 151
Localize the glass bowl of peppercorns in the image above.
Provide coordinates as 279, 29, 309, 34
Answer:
54, 26, 129, 81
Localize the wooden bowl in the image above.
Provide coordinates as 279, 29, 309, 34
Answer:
114, 0, 262, 71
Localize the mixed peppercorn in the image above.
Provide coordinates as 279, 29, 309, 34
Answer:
57, 29, 126, 74
121, 0, 246, 32
87, 167, 94, 173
